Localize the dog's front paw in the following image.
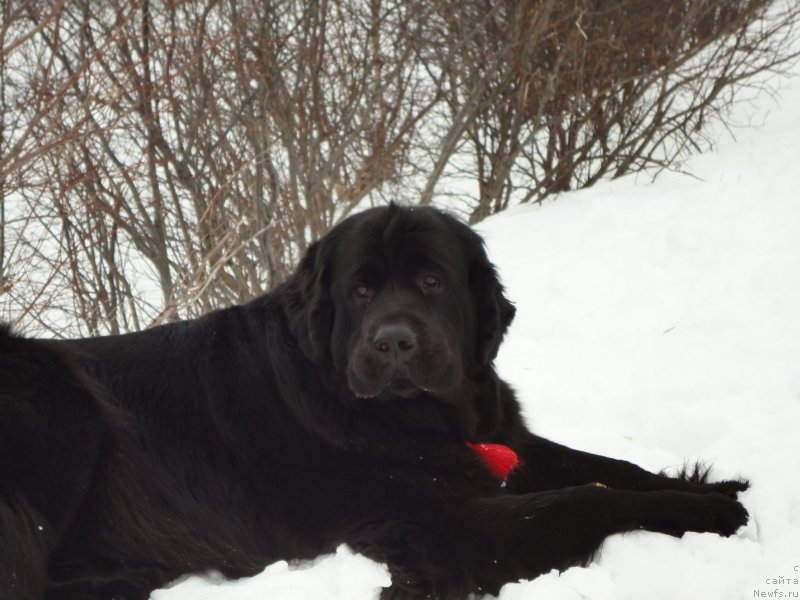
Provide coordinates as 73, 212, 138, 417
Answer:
706, 478, 750, 499
644, 491, 749, 538
670, 461, 749, 499
698, 492, 750, 536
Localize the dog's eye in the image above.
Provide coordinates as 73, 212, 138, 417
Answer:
421, 275, 441, 290
354, 285, 372, 300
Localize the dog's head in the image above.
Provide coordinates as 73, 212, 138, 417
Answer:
283, 204, 515, 401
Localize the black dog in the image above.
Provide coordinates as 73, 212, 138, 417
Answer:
0, 204, 748, 600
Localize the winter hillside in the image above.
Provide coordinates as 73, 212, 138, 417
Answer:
153, 66, 800, 600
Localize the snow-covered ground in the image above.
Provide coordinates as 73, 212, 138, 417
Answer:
153, 66, 800, 600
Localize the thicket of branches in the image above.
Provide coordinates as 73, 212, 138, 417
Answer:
2, 0, 798, 335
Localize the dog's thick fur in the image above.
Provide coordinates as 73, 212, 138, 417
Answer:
0, 205, 748, 600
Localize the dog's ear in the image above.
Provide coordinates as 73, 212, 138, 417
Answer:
283, 239, 335, 363
469, 240, 516, 367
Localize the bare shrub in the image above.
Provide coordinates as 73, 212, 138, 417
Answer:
422, 0, 800, 222
1, 0, 437, 334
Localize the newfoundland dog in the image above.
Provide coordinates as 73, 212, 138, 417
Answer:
0, 204, 748, 600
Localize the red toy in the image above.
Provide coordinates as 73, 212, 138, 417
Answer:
466, 442, 520, 480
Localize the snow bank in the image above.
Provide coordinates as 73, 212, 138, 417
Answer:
151, 546, 389, 600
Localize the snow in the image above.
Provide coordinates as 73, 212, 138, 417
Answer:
155, 65, 800, 599
152, 546, 390, 600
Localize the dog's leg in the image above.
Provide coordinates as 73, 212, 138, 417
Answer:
377, 484, 747, 599
463, 485, 747, 595
507, 433, 748, 497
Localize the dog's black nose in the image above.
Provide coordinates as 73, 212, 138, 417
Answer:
373, 323, 417, 355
